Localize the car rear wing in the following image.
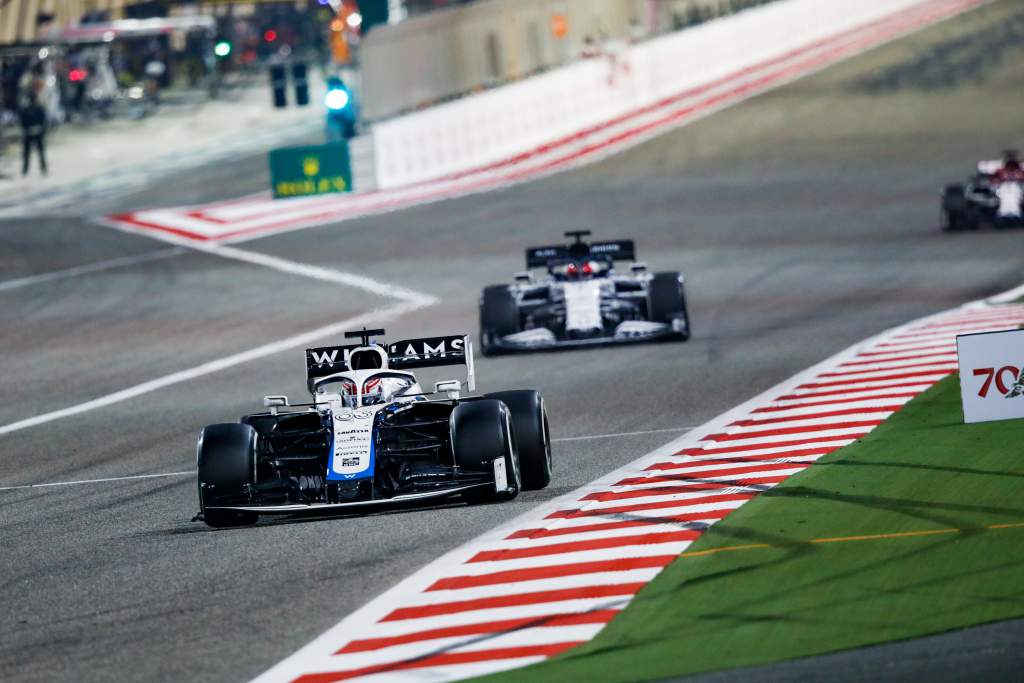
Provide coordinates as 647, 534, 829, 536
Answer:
589, 240, 635, 261
306, 334, 476, 393
305, 344, 361, 391
387, 335, 475, 392
525, 245, 569, 268
525, 239, 635, 268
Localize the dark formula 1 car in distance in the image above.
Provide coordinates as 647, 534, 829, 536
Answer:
195, 329, 551, 527
941, 150, 1024, 231
479, 231, 691, 355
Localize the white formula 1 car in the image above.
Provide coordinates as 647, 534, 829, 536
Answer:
479, 231, 691, 355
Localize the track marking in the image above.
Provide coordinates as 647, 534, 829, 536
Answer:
675, 522, 1024, 560
552, 427, 693, 443
0, 300, 424, 438
200, 243, 437, 306
988, 283, 1024, 304
0, 243, 437, 438
0, 471, 193, 492
0, 247, 185, 293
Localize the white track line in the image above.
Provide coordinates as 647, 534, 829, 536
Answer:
987, 284, 1024, 304
0, 471, 193, 491
0, 300, 424, 438
552, 427, 694, 443
199, 243, 437, 306
0, 247, 186, 292
0, 244, 438, 438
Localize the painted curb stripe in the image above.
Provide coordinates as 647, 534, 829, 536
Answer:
381, 584, 647, 622
426, 558, 677, 592
337, 612, 619, 654
292, 643, 583, 683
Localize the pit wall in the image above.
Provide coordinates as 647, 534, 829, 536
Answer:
370, 0, 933, 190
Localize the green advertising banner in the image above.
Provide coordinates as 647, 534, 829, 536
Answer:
269, 142, 352, 199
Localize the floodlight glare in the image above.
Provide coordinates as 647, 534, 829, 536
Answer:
325, 88, 351, 111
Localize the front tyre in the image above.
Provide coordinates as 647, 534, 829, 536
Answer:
451, 399, 521, 504
197, 423, 259, 528
649, 271, 691, 341
486, 390, 552, 490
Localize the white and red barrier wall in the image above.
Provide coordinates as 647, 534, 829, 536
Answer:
370, 0, 939, 190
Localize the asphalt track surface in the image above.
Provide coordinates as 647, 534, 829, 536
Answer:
2, 3, 1024, 681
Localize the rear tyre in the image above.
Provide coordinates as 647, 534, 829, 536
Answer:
941, 185, 972, 231
197, 423, 259, 528
649, 271, 691, 341
486, 390, 551, 490
451, 399, 520, 504
480, 285, 520, 357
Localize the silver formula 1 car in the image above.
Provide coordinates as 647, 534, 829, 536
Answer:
479, 231, 691, 355
195, 329, 551, 527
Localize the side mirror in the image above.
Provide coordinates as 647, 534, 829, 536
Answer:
630, 262, 648, 273
513, 271, 532, 283
434, 380, 461, 400
263, 395, 289, 415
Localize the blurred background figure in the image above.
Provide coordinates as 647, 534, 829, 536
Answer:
19, 92, 47, 176
144, 50, 167, 106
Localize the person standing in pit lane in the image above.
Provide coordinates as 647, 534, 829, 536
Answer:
19, 93, 48, 177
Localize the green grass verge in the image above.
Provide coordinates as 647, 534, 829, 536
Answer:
474, 375, 1024, 682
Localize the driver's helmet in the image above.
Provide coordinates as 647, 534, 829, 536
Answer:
1003, 149, 1021, 170
362, 377, 384, 406
334, 379, 358, 408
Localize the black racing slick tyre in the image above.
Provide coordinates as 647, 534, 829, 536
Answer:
480, 285, 519, 356
451, 399, 521, 503
649, 271, 691, 341
197, 423, 258, 528
941, 185, 972, 231
486, 390, 551, 490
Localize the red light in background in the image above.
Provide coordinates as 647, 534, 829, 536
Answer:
566, 263, 578, 277
582, 262, 594, 275
69, 68, 87, 82
264, 29, 278, 42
